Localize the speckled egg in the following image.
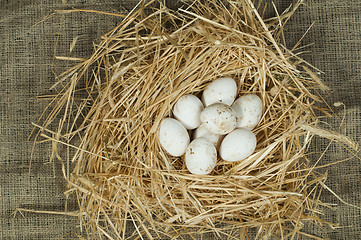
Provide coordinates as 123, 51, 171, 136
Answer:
158, 118, 190, 157
193, 123, 221, 149
200, 103, 237, 135
202, 77, 237, 106
173, 94, 204, 130
185, 138, 217, 175
232, 94, 263, 130
219, 128, 257, 162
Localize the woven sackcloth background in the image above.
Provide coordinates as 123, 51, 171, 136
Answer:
1, 0, 360, 239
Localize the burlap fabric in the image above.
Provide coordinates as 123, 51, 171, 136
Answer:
1, 0, 360, 239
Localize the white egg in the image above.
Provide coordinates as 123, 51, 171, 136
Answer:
173, 94, 204, 130
219, 128, 257, 162
193, 123, 221, 148
200, 103, 237, 135
185, 138, 217, 175
232, 94, 263, 130
202, 77, 237, 106
158, 118, 190, 157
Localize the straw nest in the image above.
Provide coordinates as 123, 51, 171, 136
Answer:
33, 0, 358, 239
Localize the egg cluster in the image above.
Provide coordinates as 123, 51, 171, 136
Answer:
158, 77, 263, 175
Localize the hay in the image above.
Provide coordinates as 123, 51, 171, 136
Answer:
32, 0, 358, 239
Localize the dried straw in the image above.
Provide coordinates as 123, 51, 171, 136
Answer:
32, 0, 358, 239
